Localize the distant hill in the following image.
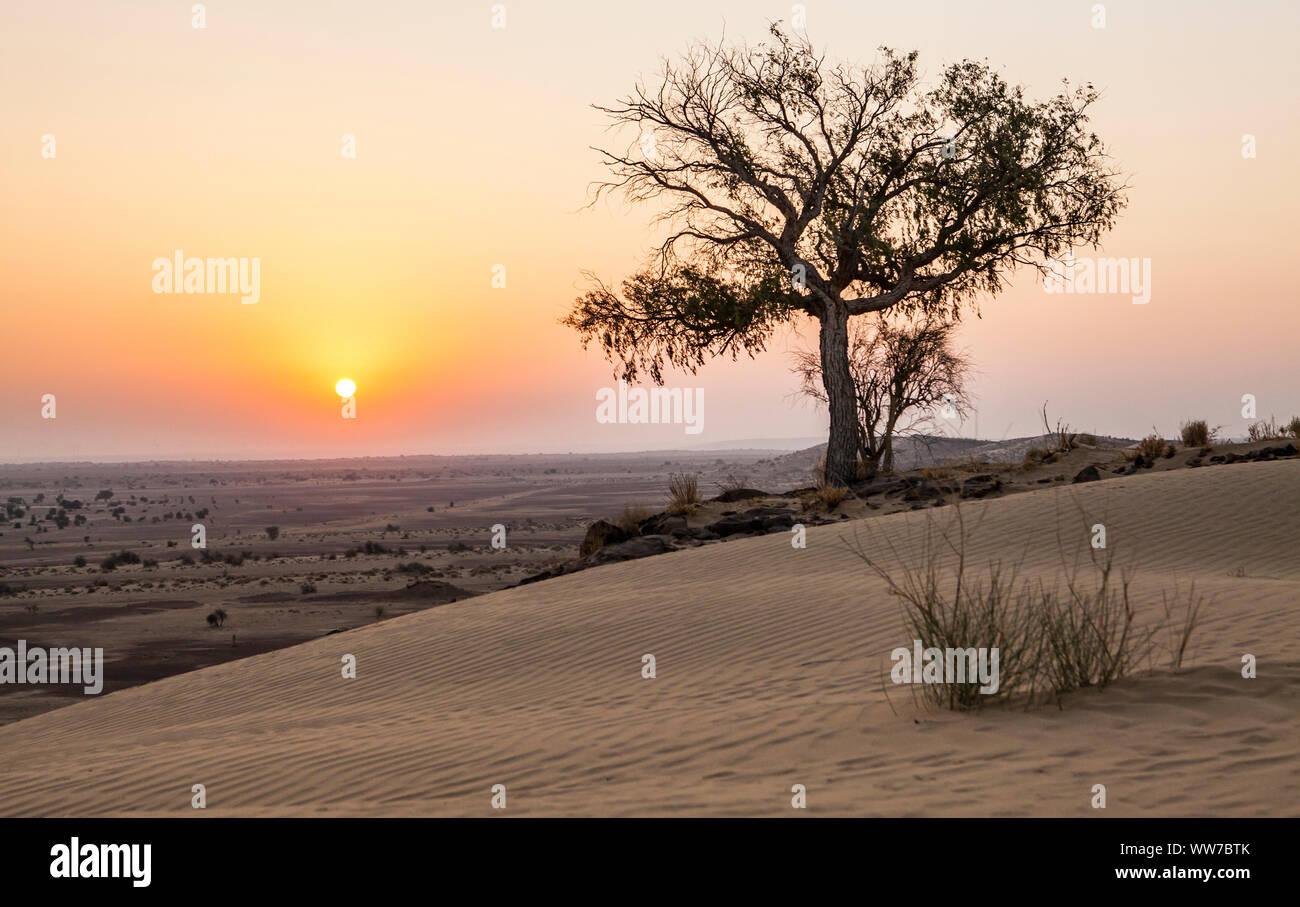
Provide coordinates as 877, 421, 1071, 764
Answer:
686, 437, 827, 452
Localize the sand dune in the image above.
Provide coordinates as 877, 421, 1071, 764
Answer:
0, 460, 1296, 816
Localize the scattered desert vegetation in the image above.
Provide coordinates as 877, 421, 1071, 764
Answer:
1246, 415, 1298, 442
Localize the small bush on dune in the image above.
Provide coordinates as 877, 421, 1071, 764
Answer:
854, 510, 1204, 711
665, 473, 700, 516
1136, 433, 1173, 460
1179, 420, 1212, 447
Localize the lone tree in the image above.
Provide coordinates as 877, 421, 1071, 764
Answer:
791, 314, 972, 477
564, 25, 1126, 485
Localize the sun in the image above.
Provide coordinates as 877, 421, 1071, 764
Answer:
335, 378, 357, 398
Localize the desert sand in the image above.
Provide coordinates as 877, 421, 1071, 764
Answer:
0, 458, 1295, 816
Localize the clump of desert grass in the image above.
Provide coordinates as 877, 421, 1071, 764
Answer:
809, 484, 848, 510
804, 457, 848, 510
665, 473, 700, 516
919, 465, 953, 480
853, 507, 1204, 711
1179, 419, 1214, 447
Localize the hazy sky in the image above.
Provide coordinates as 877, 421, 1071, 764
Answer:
2, 0, 1297, 461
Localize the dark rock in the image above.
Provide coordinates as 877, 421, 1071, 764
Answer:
638, 513, 687, 535
851, 477, 909, 497
517, 569, 560, 586
671, 526, 719, 541
577, 535, 673, 568
1073, 465, 1101, 483
960, 475, 1002, 499
713, 487, 769, 503
707, 506, 795, 538
901, 478, 954, 501
579, 519, 631, 557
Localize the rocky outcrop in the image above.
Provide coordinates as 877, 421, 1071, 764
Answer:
579, 520, 631, 557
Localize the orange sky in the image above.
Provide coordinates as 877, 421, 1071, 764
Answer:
2, 0, 1297, 460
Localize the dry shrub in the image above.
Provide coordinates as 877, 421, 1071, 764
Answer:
1179, 420, 1211, 447
616, 504, 652, 534
854, 508, 1204, 711
813, 484, 848, 510
1247, 416, 1289, 442
1041, 403, 1078, 452
1288, 416, 1300, 440
1136, 433, 1173, 459
665, 472, 700, 516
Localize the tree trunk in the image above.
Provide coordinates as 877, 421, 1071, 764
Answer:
819, 304, 858, 487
